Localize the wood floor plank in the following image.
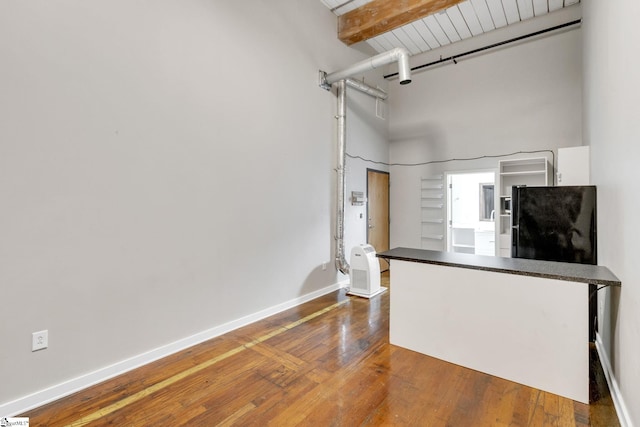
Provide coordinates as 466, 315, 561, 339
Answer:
508, 385, 537, 426
542, 391, 561, 426
559, 394, 578, 427
528, 390, 546, 426
232, 369, 323, 426
444, 368, 493, 425
474, 377, 521, 426
21, 273, 620, 426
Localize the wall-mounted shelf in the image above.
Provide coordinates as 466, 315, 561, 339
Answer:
422, 219, 444, 224
499, 170, 547, 177
420, 175, 446, 251
421, 192, 444, 199
422, 235, 444, 241
452, 243, 474, 249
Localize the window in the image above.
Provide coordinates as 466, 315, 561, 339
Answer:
479, 183, 495, 221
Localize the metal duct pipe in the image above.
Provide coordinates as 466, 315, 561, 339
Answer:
345, 78, 388, 100
335, 80, 349, 274
325, 47, 412, 85
333, 81, 385, 275
324, 49, 411, 274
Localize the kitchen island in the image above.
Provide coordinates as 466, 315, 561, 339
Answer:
377, 247, 621, 404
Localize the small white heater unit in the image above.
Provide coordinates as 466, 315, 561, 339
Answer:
347, 244, 387, 298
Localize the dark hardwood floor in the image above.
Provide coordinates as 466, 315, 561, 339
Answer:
22, 273, 619, 426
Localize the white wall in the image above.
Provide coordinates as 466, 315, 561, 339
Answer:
387, 28, 582, 250
0, 0, 385, 411
344, 87, 390, 261
583, 1, 640, 425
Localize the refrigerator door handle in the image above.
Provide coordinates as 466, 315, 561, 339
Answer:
511, 186, 520, 258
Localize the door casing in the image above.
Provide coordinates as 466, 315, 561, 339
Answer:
367, 169, 390, 272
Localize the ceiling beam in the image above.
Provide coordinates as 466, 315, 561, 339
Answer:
338, 0, 465, 46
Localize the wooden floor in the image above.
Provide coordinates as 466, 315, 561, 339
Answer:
23, 273, 619, 426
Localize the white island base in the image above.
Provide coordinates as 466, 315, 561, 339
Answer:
389, 259, 589, 403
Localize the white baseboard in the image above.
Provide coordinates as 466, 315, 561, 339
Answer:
1, 280, 347, 417
595, 333, 633, 427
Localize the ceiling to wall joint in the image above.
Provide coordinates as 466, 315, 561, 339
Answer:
321, 0, 582, 55
384, 18, 582, 79
337, 0, 466, 45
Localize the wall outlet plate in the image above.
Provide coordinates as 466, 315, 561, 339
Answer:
32, 330, 48, 351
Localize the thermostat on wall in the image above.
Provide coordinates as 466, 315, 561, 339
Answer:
351, 191, 365, 206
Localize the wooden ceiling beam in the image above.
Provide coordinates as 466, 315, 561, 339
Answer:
338, 0, 465, 46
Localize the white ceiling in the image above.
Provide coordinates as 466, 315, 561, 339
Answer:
321, 0, 581, 55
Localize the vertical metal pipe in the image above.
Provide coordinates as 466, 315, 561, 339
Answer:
335, 80, 349, 274
323, 48, 412, 274
397, 52, 412, 85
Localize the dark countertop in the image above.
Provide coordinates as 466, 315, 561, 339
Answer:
377, 247, 621, 287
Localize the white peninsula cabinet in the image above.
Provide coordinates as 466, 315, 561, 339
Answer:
497, 157, 552, 257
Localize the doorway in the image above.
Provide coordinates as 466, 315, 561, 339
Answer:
446, 171, 496, 256
367, 169, 390, 272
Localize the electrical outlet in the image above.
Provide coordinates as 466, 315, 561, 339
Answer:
32, 330, 48, 352
322, 262, 328, 271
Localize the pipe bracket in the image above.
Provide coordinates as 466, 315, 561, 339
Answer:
318, 70, 332, 91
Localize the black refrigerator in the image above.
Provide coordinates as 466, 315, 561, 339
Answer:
511, 185, 598, 340
511, 185, 597, 264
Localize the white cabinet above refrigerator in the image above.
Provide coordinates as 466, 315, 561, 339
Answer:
557, 146, 590, 186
